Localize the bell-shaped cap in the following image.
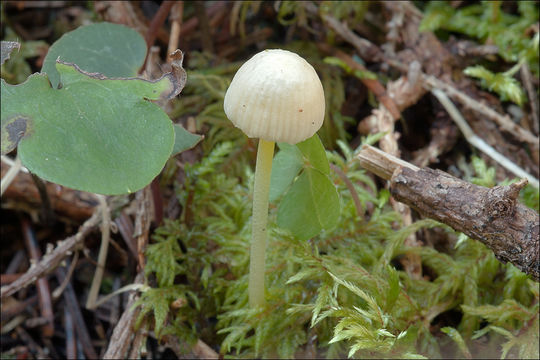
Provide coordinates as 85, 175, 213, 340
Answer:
224, 49, 325, 144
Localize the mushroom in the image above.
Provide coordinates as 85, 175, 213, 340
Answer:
224, 49, 325, 307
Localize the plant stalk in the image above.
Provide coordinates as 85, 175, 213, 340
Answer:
249, 138, 275, 307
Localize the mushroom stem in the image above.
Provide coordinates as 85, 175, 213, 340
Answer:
249, 138, 275, 307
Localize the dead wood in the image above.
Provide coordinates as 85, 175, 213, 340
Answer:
63, 307, 76, 359
380, 1, 539, 174
162, 336, 220, 359
1, 162, 97, 221
520, 63, 539, 136
127, 318, 149, 359
319, 10, 383, 63
0, 211, 100, 299
115, 212, 138, 259
21, 219, 54, 338
103, 273, 143, 359
134, 186, 153, 271
411, 111, 459, 168
358, 145, 539, 281
55, 264, 99, 359
144, 1, 175, 52
194, 1, 214, 54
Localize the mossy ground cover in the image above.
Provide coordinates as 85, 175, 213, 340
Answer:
1, 1, 538, 359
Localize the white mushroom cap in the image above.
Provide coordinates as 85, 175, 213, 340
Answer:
224, 49, 325, 144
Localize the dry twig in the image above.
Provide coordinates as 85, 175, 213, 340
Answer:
317, 0, 538, 167
194, 1, 214, 54
103, 273, 144, 359
358, 145, 539, 281
127, 318, 149, 359
134, 186, 153, 270
56, 265, 99, 359
431, 88, 539, 189
0, 154, 22, 196
21, 219, 54, 338
15, 326, 48, 359
167, 2, 184, 61
144, 1, 175, 52
1, 211, 100, 298
384, 58, 540, 149
51, 251, 78, 299
319, 11, 382, 63
86, 194, 111, 309
64, 306, 76, 359
192, 339, 220, 359
163, 335, 219, 359
520, 62, 539, 135
1, 156, 97, 220
114, 212, 138, 259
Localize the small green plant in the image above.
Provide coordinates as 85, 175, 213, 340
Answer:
468, 155, 539, 210
463, 64, 526, 105
1, 22, 200, 195
420, 1, 539, 105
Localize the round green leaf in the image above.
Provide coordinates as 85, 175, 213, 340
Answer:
277, 167, 340, 240
42, 22, 147, 88
1, 62, 175, 195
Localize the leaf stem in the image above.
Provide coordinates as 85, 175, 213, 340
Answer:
249, 138, 275, 307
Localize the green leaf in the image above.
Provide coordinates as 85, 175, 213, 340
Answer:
277, 167, 340, 240
385, 265, 400, 312
310, 284, 335, 327
1, 61, 177, 194
352, 69, 377, 80
42, 22, 147, 88
323, 56, 352, 73
271, 134, 332, 203
145, 231, 184, 288
152, 293, 170, 337
269, 143, 303, 202
464, 66, 525, 106
441, 327, 472, 359
470, 155, 496, 187
419, 2, 454, 32
520, 184, 539, 211
377, 188, 391, 208
171, 124, 203, 157
296, 134, 330, 175
328, 272, 380, 315
134, 286, 186, 339
419, 1, 539, 75
323, 56, 377, 80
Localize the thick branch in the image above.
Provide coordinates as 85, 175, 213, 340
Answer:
358, 145, 539, 281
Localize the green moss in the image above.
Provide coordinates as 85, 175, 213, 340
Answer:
420, 1, 539, 105
138, 141, 538, 358
135, 3, 539, 357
